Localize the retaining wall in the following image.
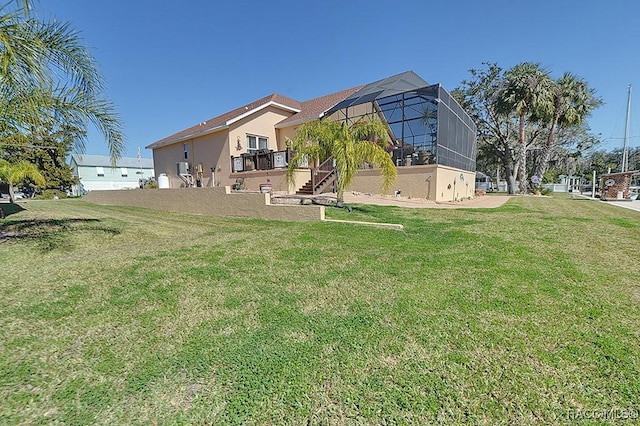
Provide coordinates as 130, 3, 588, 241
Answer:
83, 187, 324, 221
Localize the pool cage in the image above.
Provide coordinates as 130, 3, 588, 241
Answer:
324, 71, 477, 172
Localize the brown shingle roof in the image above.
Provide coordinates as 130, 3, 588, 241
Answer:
275, 86, 364, 128
146, 93, 302, 149
146, 86, 364, 150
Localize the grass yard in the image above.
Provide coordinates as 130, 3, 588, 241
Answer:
0, 196, 639, 424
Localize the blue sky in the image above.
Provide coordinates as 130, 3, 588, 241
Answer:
42, 0, 640, 159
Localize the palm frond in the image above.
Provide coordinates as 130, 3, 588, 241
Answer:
286, 118, 396, 198
0, 158, 45, 185
0, 3, 122, 162
353, 142, 397, 192
28, 19, 102, 93
49, 87, 125, 165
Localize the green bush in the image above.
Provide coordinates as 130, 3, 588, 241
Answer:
143, 178, 157, 189
35, 189, 67, 199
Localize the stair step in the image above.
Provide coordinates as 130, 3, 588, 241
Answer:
296, 179, 313, 195
295, 169, 337, 195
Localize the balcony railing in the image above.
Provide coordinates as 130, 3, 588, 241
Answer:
231, 149, 294, 173
391, 147, 436, 167
231, 147, 436, 173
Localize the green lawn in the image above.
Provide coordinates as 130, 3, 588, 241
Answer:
1, 196, 639, 424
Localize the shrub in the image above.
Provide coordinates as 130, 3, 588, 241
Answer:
142, 178, 157, 189
35, 189, 67, 199
539, 187, 553, 196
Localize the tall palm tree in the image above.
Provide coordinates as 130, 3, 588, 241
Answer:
0, 0, 124, 164
533, 73, 601, 180
0, 158, 45, 202
496, 63, 555, 193
286, 119, 397, 203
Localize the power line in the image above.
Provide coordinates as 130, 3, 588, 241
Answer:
606, 135, 640, 140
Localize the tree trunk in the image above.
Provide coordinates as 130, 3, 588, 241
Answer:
499, 144, 517, 194
533, 114, 559, 180
534, 143, 552, 181
505, 167, 516, 194
517, 114, 528, 193
8, 183, 15, 204
335, 171, 344, 206
504, 161, 516, 194
496, 144, 518, 195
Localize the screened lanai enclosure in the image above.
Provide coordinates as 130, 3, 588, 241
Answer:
324, 71, 477, 173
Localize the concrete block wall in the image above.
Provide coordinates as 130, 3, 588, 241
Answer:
83, 187, 324, 222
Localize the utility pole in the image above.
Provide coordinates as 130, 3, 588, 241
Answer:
622, 85, 631, 172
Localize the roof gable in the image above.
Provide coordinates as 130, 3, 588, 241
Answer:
146, 94, 301, 149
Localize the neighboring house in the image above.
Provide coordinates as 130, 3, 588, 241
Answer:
147, 71, 477, 201
70, 154, 155, 195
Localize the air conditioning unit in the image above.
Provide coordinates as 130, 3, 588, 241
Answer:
177, 162, 190, 175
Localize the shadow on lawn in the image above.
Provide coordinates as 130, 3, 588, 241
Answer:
0, 217, 121, 251
0, 202, 25, 218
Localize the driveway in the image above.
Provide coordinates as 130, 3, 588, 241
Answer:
603, 199, 640, 213
341, 193, 512, 209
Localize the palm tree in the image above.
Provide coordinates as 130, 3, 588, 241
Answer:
496, 63, 555, 193
0, 158, 45, 202
286, 119, 397, 203
0, 0, 124, 164
533, 73, 601, 180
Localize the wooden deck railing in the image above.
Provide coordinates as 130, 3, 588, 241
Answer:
312, 156, 336, 193
231, 149, 293, 173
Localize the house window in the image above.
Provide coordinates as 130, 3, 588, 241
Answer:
246, 135, 268, 153
121, 167, 128, 177
183, 143, 188, 160
96, 166, 104, 176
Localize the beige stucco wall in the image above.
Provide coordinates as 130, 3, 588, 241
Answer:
348, 165, 475, 201
152, 142, 184, 188
435, 166, 476, 202
152, 131, 229, 189
276, 126, 297, 148
229, 106, 293, 156
349, 165, 437, 199
83, 187, 323, 221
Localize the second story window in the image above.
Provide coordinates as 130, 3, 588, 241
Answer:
246, 135, 268, 154
183, 143, 188, 160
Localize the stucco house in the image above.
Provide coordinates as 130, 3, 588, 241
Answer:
147, 71, 477, 201
70, 154, 155, 195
